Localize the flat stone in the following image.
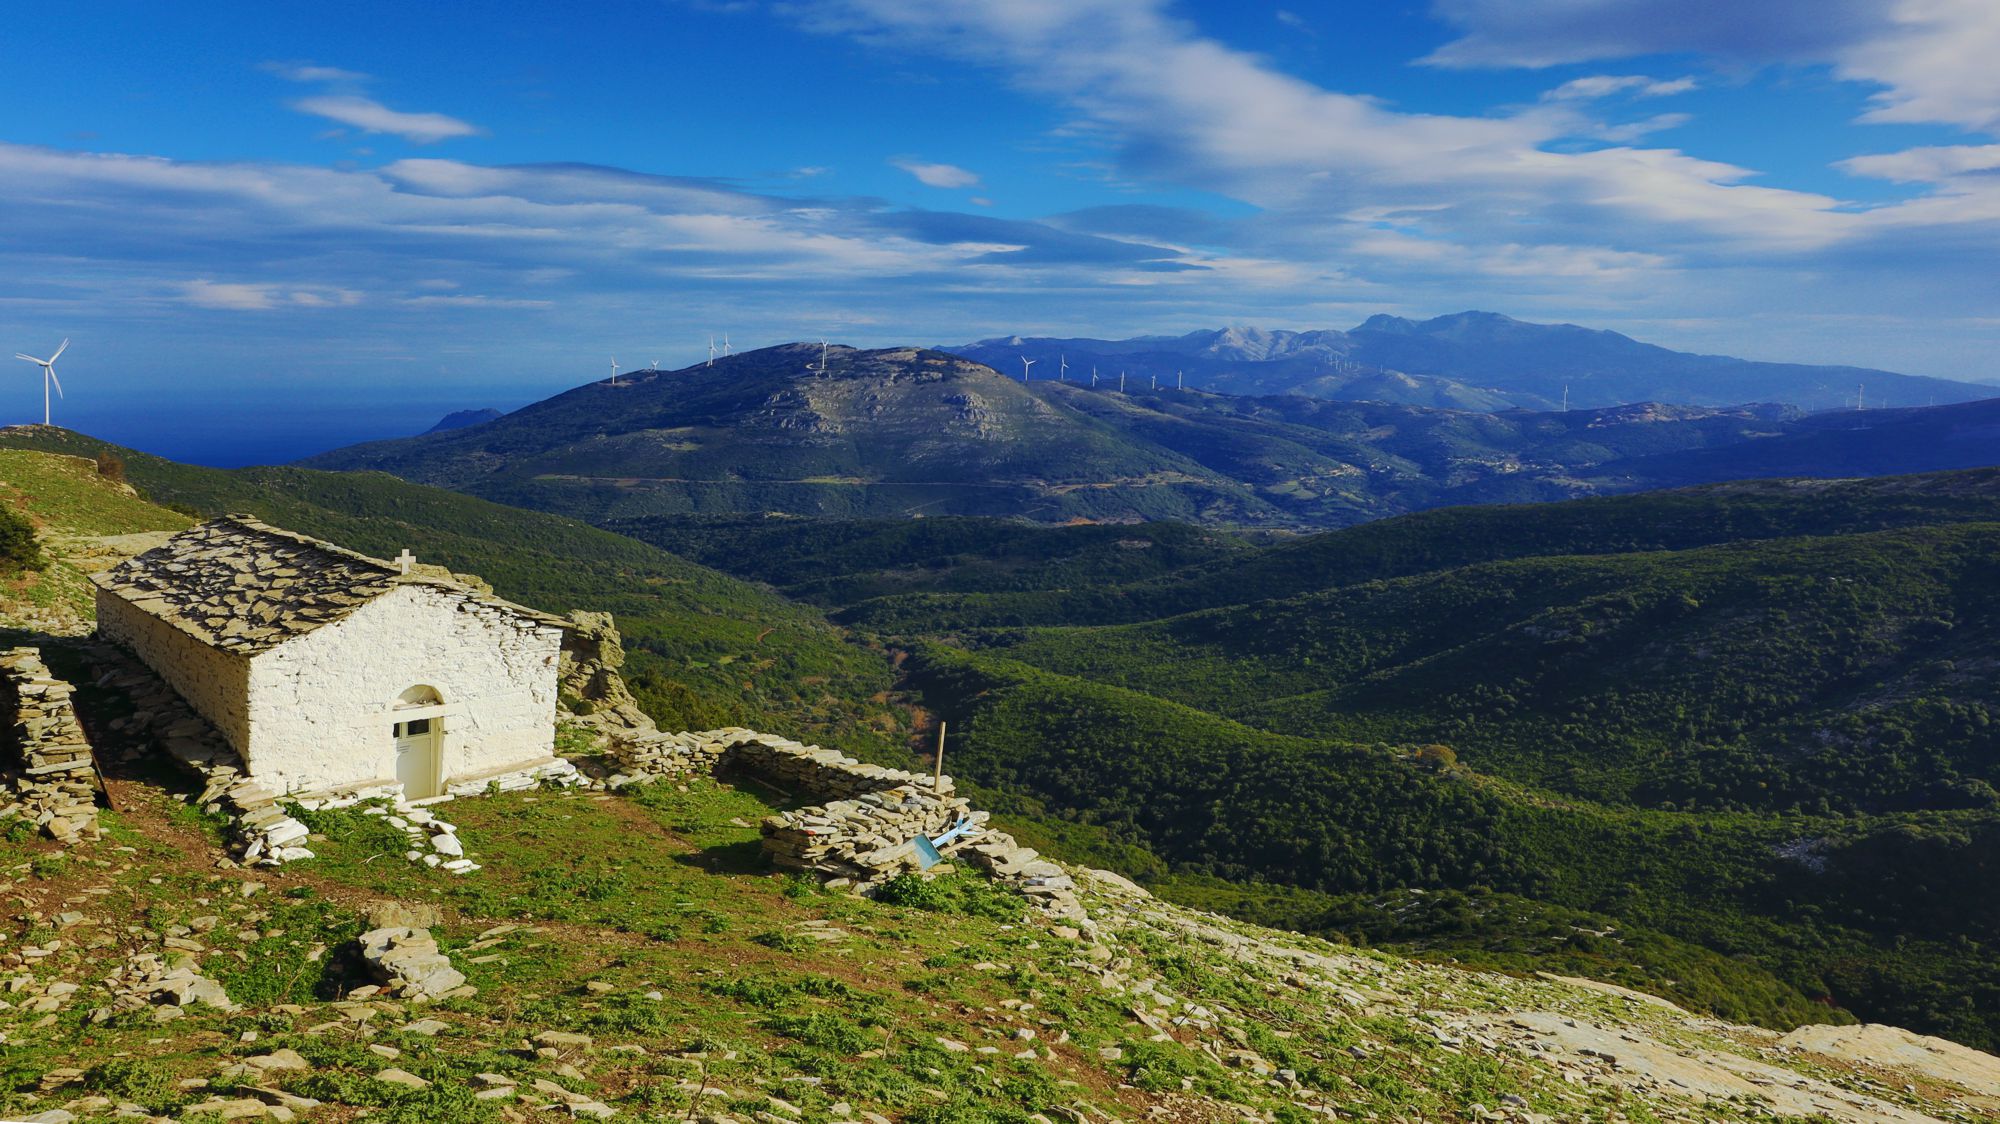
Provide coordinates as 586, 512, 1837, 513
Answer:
373, 1068, 430, 1088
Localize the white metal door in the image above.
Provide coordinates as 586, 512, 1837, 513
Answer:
394, 717, 438, 799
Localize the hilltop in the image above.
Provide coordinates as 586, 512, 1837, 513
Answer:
299, 343, 2000, 531
952, 312, 1998, 412
3, 445, 1998, 1124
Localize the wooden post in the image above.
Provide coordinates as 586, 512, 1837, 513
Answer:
933, 719, 947, 792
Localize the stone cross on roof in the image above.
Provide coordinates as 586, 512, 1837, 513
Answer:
395, 549, 415, 575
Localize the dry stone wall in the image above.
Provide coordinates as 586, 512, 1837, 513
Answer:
761, 783, 977, 881
0, 647, 101, 843
592, 721, 1085, 918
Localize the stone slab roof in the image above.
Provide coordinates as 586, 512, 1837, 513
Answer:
90, 514, 565, 655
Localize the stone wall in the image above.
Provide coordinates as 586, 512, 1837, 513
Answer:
95, 585, 253, 755
247, 583, 563, 796
761, 784, 978, 882
592, 722, 1082, 917
0, 647, 101, 842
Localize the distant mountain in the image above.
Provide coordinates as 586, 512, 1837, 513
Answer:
302, 343, 1846, 529
424, 408, 504, 434
950, 312, 1997, 412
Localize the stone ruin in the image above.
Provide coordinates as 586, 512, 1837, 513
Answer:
601, 724, 1085, 921
0, 646, 103, 843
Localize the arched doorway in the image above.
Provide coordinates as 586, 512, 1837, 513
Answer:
392, 686, 444, 799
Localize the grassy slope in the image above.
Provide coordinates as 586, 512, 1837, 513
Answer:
13, 769, 1960, 1124
0, 429, 904, 754
907, 646, 1999, 1050
0, 449, 192, 629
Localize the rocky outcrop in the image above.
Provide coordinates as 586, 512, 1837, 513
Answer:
0, 647, 101, 843
559, 610, 654, 733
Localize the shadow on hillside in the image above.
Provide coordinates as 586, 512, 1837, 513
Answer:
674, 838, 768, 876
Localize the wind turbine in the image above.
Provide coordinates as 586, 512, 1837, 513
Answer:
609, 356, 620, 386
1019, 356, 1036, 382
807, 340, 831, 378
722, 333, 732, 357
15, 339, 67, 426
1150, 374, 1158, 390
1091, 367, 1099, 387
1119, 371, 1127, 392
1059, 354, 1068, 382
707, 336, 716, 368
1176, 370, 1183, 390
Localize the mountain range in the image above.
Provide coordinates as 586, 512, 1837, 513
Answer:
950, 311, 1996, 412
306, 341, 2000, 531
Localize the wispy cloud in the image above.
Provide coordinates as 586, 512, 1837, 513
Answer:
1543, 74, 1697, 101
289, 95, 483, 144
261, 61, 372, 84
890, 158, 981, 188
179, 280, 363, 310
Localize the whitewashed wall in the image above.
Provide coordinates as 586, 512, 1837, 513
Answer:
95, 587, 253, 753
245, 584, 562, 795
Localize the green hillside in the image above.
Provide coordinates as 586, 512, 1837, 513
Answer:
603, 514, 1252, 606
907, 644, 2000, 1051
0, 427, 903, 753
300, 344, 1836, 530
678, 472, 2000, 1050
838, 468, 2000, 631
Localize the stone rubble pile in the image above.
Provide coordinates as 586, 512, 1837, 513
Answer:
0, 647, 101, 843
762, 783, 979, 881
357, 925, 469, 1001
359, 801, 482, 874
95, 950, 238, 1021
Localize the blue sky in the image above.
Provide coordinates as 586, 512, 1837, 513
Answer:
2, 0, 1998, 463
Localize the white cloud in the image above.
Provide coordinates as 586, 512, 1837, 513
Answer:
1543, 74, 1698, 101
890, 158, 982, 188
290, 95, 483, 144
1841, 143, 2000, 182
1429, 0, 2000, 136
179, 280, 363, 310
810, 0, 1850, 260
261, 62, 371, 84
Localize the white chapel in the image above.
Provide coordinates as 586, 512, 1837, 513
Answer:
91, 515, 567, 800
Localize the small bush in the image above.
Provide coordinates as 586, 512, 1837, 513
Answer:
96, 450, 127, 483
83, 1057, 185, 1110
764, 1010, 874, 1054
877, 872, 1025, 921
751, 929, 813, 953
